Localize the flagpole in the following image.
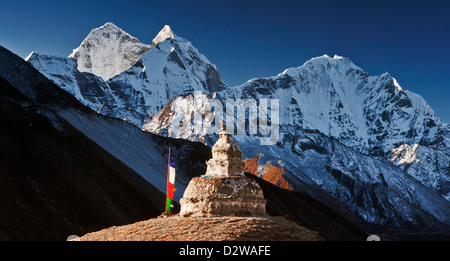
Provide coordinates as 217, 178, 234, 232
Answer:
165, 146, 171, 214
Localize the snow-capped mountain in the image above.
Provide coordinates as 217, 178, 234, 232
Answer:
223, 55, 449, 155
27, 23, 226, 126
144, 93, 450, 229
218, 54, 450, 201
25, 23, 450, 230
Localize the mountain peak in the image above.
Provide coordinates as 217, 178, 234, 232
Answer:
152, 25, 176, 47
68, 22, 151, 81
24, 51, 37, 61
278, 54, 362, 77
100, 22, 120, 30
70, 22, 128, 48
301, 54, 363, 73
87, 22, 122, 34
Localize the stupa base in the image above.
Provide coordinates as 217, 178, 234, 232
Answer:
179, 176, 267, 217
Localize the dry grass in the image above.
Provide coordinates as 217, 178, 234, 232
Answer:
80, 216, 325, 241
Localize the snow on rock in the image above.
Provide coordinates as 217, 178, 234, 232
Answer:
25, 51, 106, 110
391, 143, 450, 198
142, 93, 215, 144
390, 144, 419, 165
69, 22, 151, 81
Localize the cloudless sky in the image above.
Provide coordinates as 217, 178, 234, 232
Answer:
1, 0, 449, 122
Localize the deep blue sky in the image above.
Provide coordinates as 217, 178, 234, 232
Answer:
1, 0, 449, 122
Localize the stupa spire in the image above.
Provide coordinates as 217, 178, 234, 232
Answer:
204, 121, 244, 177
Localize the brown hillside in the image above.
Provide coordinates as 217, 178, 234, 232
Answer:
79, 216, 325, 241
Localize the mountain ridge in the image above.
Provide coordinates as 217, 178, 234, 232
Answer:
0, 44, 374, 240
27, 23, 226, 127
24, 23, 450, 231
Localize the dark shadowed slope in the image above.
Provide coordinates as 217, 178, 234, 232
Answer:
0, 46, 84, 110
0, 48, 167, 240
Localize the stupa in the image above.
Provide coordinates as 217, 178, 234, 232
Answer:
179, 122, 267, 217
